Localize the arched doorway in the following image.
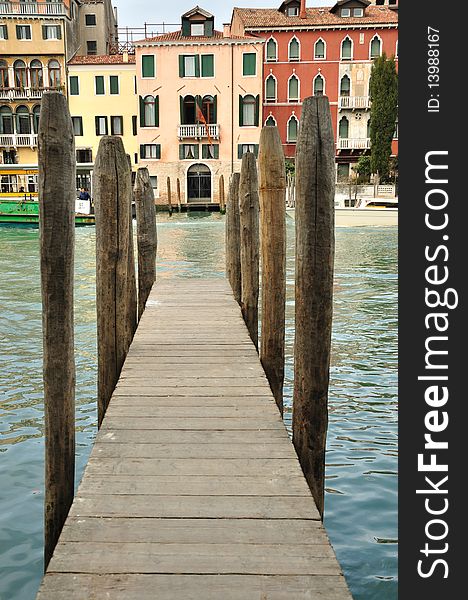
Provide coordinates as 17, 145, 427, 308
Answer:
187, 163, 211, 202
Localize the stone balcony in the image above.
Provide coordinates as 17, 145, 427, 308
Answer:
0, 2, 66, 16
337, 138, 371, 150
178, 124, 220, 140
339, 96, 371, 110
0, 87, 61, 101
0, 134, 38, 148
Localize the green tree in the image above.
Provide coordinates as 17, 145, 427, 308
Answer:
353, 155, 372, 183
369, 53, 398, 181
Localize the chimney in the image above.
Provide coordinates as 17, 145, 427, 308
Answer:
223, 23, 231, 38
300, 0, 307, 19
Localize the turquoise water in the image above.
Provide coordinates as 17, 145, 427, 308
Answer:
0, 213, 397, 600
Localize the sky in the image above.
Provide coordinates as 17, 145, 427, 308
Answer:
113, 0, 331, 30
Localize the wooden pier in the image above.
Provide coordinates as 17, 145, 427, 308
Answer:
37, 278, 351, 599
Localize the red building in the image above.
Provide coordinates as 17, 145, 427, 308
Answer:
231, 0, 398, 182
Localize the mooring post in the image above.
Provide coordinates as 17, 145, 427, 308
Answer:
134, 167, 157, 320
219, 174, 225, 213
94, 136, 137, 428
225, 173, 241, 305
239, 152, 260, 350
258, 127, 286, 414
167, 176, 173, 216
176, 177, 182, 212
39, 91, 76, 570
293, 96, 335, 519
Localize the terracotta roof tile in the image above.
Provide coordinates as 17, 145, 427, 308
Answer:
68, 54, 136, 65
233, 6, 398, 29
136, 30, 258, 44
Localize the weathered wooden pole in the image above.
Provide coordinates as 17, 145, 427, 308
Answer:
293, 96, 335, 519
134, 167, 157, 320
225, 172, 241, 304
166, 176, 173, 216
258, 127, 286, 414
176, 177, 182, 212
239, 152, 259, 350
39, 91, 76, 570
219, 174, 225, 213
94, 136, 137, 428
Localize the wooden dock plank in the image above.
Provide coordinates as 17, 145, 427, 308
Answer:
37, 279, 351, 599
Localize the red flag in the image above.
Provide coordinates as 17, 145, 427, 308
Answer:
196, 104, 214, 150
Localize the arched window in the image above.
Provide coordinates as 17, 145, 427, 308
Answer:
288, 37, 300, 61
370, 35, 382, 59
181, 95, 196, 125
202, 95, 215, 124
33, 105, 41, 133
265, 115, 276, 127
0, 106, 14, 134
14, 60, 27, 88
339, 116, 349, 139
144, 95, 156, 126
242, 94, 256, 126
0, 60, 9, 89
48, 60, 61, 88
314, 39, 325, 60
313, 74, 324, 96
287, 115, 299, 142
288, 74, 299, 102
16, 105, 31, 134
341, 36, 353, 60
266, 38, 277, 62
30, 60, 43, 89
340, 75, 351, 97
265, 75, 277, 102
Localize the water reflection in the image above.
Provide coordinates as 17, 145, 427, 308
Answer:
0, 215, 397, 600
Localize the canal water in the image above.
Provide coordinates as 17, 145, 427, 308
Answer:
0, 213, 397, 600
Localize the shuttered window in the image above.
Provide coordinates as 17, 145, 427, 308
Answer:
109, 76, 119, 95
140, 144, 161, 159
202, 144, 219, 159
69, 76, 79, 96
243, 53, 256, 76
95, 76, 104, 95
237, 144, 259, 159
201, 54, 214, 77
142, 55, 155, 78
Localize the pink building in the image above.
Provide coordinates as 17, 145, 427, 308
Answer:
135, 7, 264, 205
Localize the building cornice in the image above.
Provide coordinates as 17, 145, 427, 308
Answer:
134, 38, 265, 49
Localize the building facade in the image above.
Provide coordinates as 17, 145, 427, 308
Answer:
76, 0, 118, 56
135, 7, 264, 204
68, 53, 138, 192
232, 0, 398, 182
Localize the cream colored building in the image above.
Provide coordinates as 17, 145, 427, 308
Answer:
135, 7, 264, 205
68, 53, 138, 191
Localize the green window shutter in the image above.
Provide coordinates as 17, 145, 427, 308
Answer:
95, 76, 104, 95
213, 95, 217, 123
194, 56, 200, 78
238, 145, 243, 159
142, 55, 155, 78
69, 76, 79, 95
193, 145, 199, 159
180, 96, 184, 123
179, 55, 185, 77
57, 26, 62, 40
42, 25, 46, 39
110, 76, 119, 94
139, 96, 145, 127
214, 145, 219, 159
140, 145, 146, 159
239, 96, 244, 127
132, 115, 137, 136
254, 95, 260, 126
95, 117, 100, 136
156, 144, 161, 159
182, 19, 190, 37
205, 20, 213, 37
254, 145, 259, 158
202, 145, 207, 159
201, 54, 214, 77
154, 96, 159, 127
179, 145, 185, 160
243, 53, 256, 76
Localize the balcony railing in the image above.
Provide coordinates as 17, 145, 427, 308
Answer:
0, 134, 38, 148
0, 2, 66, 16
339, 96, 371, 110
337, 138, 371, 150
178, 124, 220, 140
0, 87, 60, 101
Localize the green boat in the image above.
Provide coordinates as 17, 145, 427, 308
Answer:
0, 199, 95, 226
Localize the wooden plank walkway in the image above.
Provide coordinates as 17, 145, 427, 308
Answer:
37, 279, 352, 600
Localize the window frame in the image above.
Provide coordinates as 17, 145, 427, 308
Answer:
201, 54, 215, 78
43, 24, 61, 40
266, 37, 278, 62
0, 24, 8, 41
71, 116, 83, 136
85, 14, 97, 27
287, 115, 299, 143
190, 22, 205, 37
313, 73, 325, 96
69, 75, 79, 96
109, 75, 119, 95
288, 36, 301, 62
314, 38, 326, 60
87, 40, 97, 55
288, 74, 300, 103
369, 35, 383, 60
341, 8, 351, 17
242, 52, 257, 77
141, 54, 155, 78
16, 24, 32, 40
353, 8, 364, 17
95, 75, 105, 96
111, 115, 123, 136
341, 36, 353, 61
95, 116, 108, 136
265, 74, 277, 103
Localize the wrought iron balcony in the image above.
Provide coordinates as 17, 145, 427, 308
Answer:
337, 138, 371, 150
0, 134, 38, 148
178, 124, 220, 140
339, 96, 371, 110
0, 2, 66, 16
